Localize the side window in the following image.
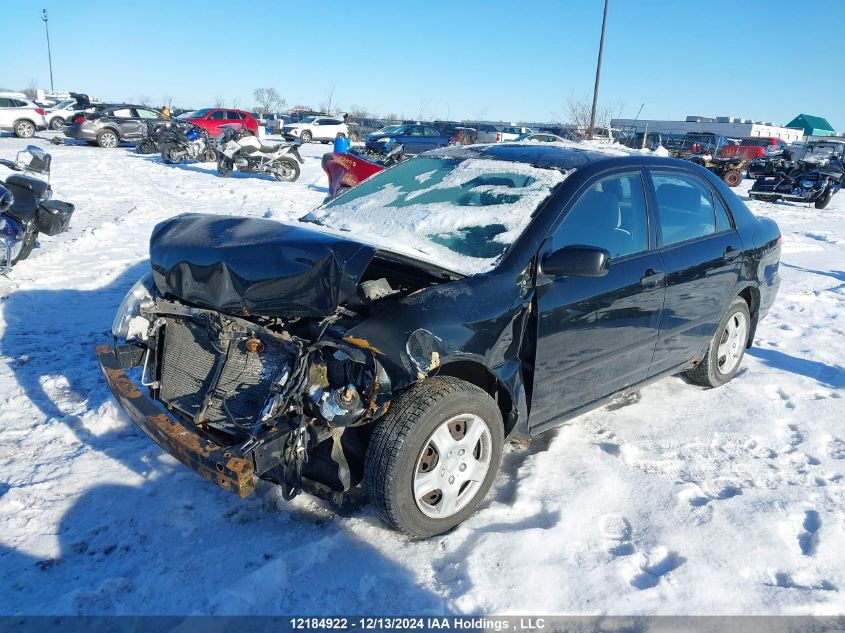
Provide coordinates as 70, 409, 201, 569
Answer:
423, 126, 441, 136
210, 110, 226, 120
714, 195, 733, 232
408, 126, 424, 136
226, 111, 243, 120
112, 108, 133, 118
136, 108, 160, 119
553, 172, 650, 259
0, 98, 10, 107
652, 172, 716, 245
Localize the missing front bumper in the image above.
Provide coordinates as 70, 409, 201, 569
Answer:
96, 343, 256, 498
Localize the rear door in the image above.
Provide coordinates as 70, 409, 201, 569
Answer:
0, 97, 12, 127
403, 126, 427, 153
646, 169, 744, 376
133, 107, 164, 139
530, 169, 665, 429
109, 107, 136, 138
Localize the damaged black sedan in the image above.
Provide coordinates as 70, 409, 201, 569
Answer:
99, 144, 781, 537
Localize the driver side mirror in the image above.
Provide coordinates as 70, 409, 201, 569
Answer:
26, 145, 46, 159
542, 245, 611, 277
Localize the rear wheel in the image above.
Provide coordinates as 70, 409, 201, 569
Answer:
755, 194, 778, 202
12, 231, 38, 264
14, 120, 35, 138
96, 129, 119, 148
216, 157, 234, 177
272, 158, 300, 182
686, 297, 751, 388
300, 130, 312, 143
49, 117, 65, 131
815, 191, 833, 209
202, 148, 217, 162
365, 376, 504, 538
723, 169, 742, 187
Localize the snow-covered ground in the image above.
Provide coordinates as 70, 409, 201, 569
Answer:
0, 134, 843, 616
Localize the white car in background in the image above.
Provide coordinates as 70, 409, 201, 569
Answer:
43, 99, 84, 130
0, 93, 47, 138
281, 115, 348, 143
499, 125, 534, 142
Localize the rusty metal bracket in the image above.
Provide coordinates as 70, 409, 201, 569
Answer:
96, 343, 255, 498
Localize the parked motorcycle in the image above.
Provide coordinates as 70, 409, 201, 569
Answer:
215, 126, 304, 182
747, 145, 794, 179
749, 146, 844, 209
0, 146, 75, 274
136, 120, 171, 155
160, 122, 217, 164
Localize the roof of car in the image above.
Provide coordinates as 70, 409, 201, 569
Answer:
428, 142, 626, 171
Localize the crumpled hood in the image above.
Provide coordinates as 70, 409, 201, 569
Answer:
149, 213, 376, 318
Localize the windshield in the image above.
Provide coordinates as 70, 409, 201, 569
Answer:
804, 143, 844, 160
176, 111, 195, 119
54, 99, 74, 110
301, 156, 566, 274
191, 108, 211, 117
377, 125, 407, 135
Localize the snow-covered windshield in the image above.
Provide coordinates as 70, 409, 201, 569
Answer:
301, 156, 567, 274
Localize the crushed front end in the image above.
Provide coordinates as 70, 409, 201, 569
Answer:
99, 213, 455, 500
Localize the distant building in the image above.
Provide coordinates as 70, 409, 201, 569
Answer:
611, 115, 804, 143
784, 114, 836, 137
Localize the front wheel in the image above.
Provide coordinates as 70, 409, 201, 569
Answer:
216, 157, 234, 177
300, 130, 312, 143
202, 148, 217, 162
686, 297, 751, 388
754, 194, 778, 203
160, 143, 182, 165
365, 376, 504, 538
272, 158, 300, 182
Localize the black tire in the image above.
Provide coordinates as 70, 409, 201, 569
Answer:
300, 130, 312, 143
216, 157, 233, 177
202, 148, 217, 162
136, 140, 155, 155
49, 117, 65, 131
723, 169, 742, 187
12, 231, 38, 264
272, 158, 300, 182
365, 376, 504, 538
160, 143, 181, 165
815, 191, 833, 209
13, 120, 36, 138
96, 129, 119, 148
754, 194, 778, 203
686, 297, 751, 388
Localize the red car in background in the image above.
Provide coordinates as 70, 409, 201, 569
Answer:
719, 137, 789, 161
186, 108, 259, 137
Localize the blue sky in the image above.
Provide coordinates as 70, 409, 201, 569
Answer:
1, 0, 841, 129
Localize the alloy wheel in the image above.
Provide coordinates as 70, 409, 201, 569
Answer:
15, 121, 35, 138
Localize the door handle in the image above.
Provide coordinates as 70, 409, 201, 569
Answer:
723, 245, 741, 259
640, 268, 665, 286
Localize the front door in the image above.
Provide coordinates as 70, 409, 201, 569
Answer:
646, 169, 744, 376
530, 170, 665, 429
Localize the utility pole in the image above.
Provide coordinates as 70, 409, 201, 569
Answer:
42, 9, 54, 92
587, 0, 609, 140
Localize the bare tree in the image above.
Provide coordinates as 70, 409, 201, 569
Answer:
213, 95, 226, 108
136, 94, 153, 106
162, 95, 175, 110
417, 98, 431, 122
231, 97, 241, 109
561, 93, 625, 137
253, 88, 286, 114
22, 78, 38, 100
319, 82, 337, 115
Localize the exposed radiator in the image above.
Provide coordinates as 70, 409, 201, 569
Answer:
159, 318, 291, 433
